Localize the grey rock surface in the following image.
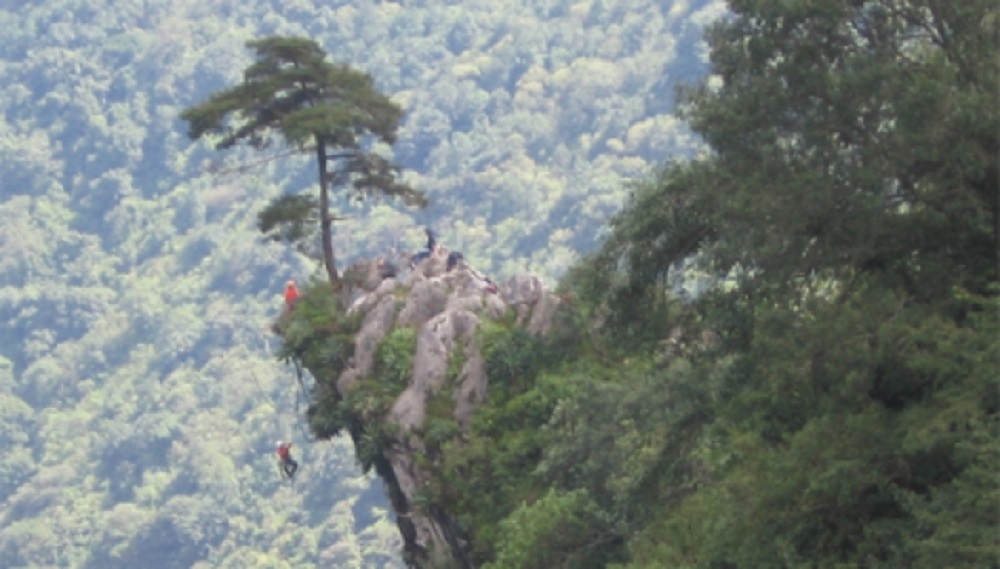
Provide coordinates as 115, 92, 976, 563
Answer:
328, 253, 561, 568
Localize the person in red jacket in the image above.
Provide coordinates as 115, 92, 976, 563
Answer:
284, 280, 300, 309
276, 441, 298, 479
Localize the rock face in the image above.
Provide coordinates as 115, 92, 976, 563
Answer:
335, 251, 560, 568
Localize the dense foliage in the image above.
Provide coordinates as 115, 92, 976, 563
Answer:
8, 0, 991, 566
0, 0, 721, 567
370, 1, 996, 567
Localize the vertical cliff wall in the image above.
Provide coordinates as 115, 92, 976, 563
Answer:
283, 251, 562, 567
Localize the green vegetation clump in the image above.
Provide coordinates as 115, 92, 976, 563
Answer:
480, 323, 548, 398
279, 280, 361, 381
412, 320, 586, 564
280, 282, 365, 442
305, 323, 416, 462
421, 1, 999, 567
424, 382, 459, 453
373, 327, 418, 394
444, 343, 467, 385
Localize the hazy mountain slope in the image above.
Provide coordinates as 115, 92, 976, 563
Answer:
0, 0, 721, 566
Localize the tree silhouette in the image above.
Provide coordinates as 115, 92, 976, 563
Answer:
181, 35, 427, 286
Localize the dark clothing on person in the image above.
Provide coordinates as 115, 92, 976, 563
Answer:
447, 252, 465, 271
410, 250, 430, 267
276, 442, 298, 478
282, 458, 298, 478
410, 228, 438, 268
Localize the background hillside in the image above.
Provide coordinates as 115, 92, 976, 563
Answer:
0, 0, 722, 566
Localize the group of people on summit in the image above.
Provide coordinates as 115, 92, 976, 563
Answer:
408, 228, 498, 294
283, 227, 496, 315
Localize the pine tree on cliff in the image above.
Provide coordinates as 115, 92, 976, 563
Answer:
180, 36, 427, 287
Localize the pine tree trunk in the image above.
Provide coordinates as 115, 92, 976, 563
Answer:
316, 138, 339, 286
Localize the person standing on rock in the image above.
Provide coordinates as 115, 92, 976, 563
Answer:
409, 227, 440, 268
446, 251, 465, 271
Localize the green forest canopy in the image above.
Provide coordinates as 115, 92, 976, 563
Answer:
3, 0, 994, 567
0, 0, 724, 567
289, 0, 999, 567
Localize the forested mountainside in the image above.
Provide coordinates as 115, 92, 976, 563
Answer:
0, 0, 724, 567
282, 1, 999, 568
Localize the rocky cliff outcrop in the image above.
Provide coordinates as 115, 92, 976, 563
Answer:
297, 251, 563, 568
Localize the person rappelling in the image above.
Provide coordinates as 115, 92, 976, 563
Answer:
276, 441, 298, 479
